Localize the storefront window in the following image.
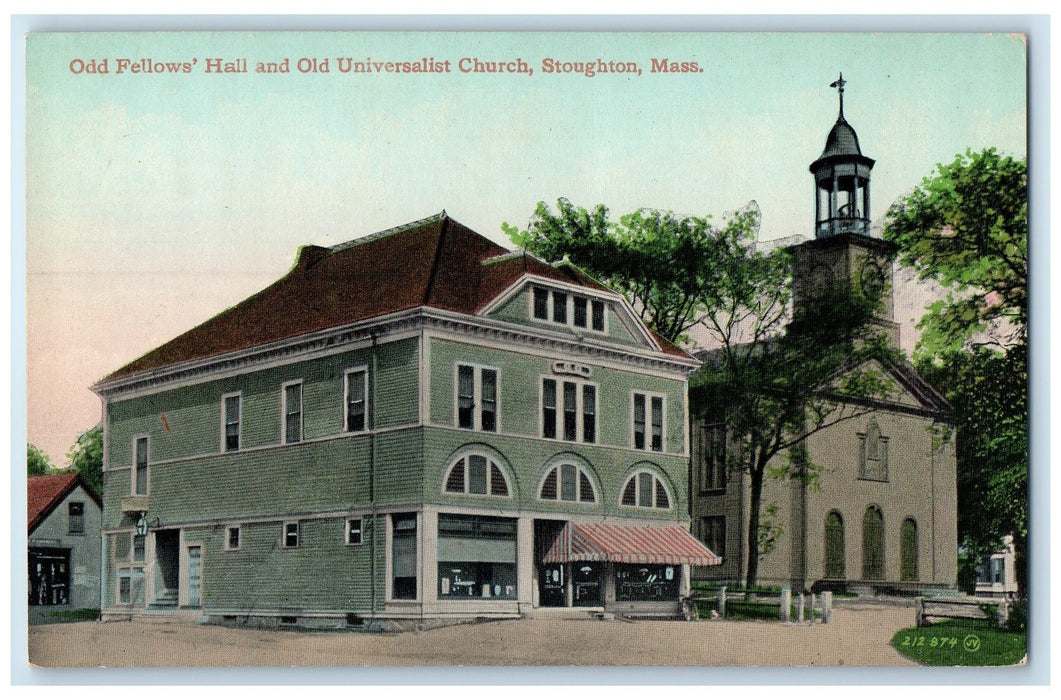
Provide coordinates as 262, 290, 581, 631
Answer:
438, 514, 517, 600
615, 563, 679, 602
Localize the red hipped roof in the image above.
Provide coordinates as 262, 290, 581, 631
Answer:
541, 522, 721, 567
102, 213, 690, 384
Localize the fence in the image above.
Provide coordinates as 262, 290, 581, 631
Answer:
685, 586, 834, 623
915, 596, 1009, 629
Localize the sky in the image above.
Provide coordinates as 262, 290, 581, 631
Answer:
23, 30, 1027, 465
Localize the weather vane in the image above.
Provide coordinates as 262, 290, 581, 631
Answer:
830, 73, 846, 118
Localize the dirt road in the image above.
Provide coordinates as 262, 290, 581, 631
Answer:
27, 601, 917, 668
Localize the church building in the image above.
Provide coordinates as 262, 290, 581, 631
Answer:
689, 77, 958, 594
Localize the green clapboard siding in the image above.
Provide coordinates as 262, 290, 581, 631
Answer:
422, 427, 688, 518
429, 337, 685, 452
190, 517, 382, 613
106, 337, 419, 466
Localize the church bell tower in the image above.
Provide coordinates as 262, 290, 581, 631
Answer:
791, 74, 900, 345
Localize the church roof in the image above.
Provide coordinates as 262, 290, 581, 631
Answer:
819, 116, 864, 159
99, 212, 690, 384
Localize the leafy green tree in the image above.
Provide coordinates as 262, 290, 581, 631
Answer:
27, 444, 55, 476
67, 425, 103, 496
508, 200, 896, 591
884, 148, 1028, 593
885, 148, 1027, 357
503, 199, 747, 345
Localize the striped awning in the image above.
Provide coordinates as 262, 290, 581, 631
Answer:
540, 522, 721, 567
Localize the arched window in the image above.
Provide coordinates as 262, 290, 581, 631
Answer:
824, 510, 845, 580
620, 469, 671, 510
539, 462, 597, 503
443, 454, 510, 497
862, 505, 885, 580
900, 518, 918, 582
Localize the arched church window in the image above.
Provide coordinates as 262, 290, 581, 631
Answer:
862, 505, 885, 581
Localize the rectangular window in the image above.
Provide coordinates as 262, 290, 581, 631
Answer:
698, 423, 727, 492
542, 379, 557, 439
632, 392, 665, 452
651, 396, 664, 452
480, 369, 497, 432
392, 513, 418, 600
563, 382, 578, 441
573, 296, 588, 328
345, 369, 368, 433
68, 502, 84, 534
437, 514, 517, 600
633, 394, 646, 449
533, 287, 549, 320
552, 291, 567, 324
591, 300, 605, 331
223, 393, 241, 452
457, 365, 475, 429
226, 526, 241, 551
346, 518, 363, 546
582, 385, 596, 444
283, 382, 303, 444
119, 574, 131, 605
283, 521, 299, 548
134, 437, 148, 495
132, 534, 146, 562
700, 516, 726, 558
456, 364, 498, 432
543, 377, 598, 444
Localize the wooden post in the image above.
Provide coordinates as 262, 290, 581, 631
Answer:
797, 593, 805, 622
780, 588, 792, 622
822, 591, 833, 624
718, 585, 726, 619
915, 596, 924, 627
998, 598, 1009, 629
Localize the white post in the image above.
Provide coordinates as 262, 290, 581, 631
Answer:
822, 591, 833, 624
780, 588, 792, 622
718, 585, 726, 619
798, 592, 805, 622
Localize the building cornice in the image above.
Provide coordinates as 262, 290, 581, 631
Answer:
92, 307, 699, 400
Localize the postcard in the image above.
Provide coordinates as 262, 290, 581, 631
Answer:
23, 28, 1029, 672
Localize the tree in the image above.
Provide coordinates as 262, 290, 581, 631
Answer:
503, 199, 751, 345
884, 148, 1027, 358
507, 200, 895, 591
67, 425, 103, 496
884, 148, 1028, 592
27, 444, 55, 476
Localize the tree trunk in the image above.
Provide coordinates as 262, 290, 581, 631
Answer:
744, 459, 766, 599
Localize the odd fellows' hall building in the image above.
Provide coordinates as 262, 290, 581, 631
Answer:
690, 77, 958, 594
92, 213, 716, 627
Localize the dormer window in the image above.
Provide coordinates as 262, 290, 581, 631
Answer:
531, 286, 606, 333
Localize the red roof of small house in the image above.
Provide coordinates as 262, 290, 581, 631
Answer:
28, 472, 100, 533
101, 212, 694, 383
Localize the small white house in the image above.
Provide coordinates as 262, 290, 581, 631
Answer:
975, 534, 1019, 599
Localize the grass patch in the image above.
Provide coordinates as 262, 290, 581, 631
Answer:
49, 608, 100, 622
890, 618, 1026, 666
695, 598, 821, 621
